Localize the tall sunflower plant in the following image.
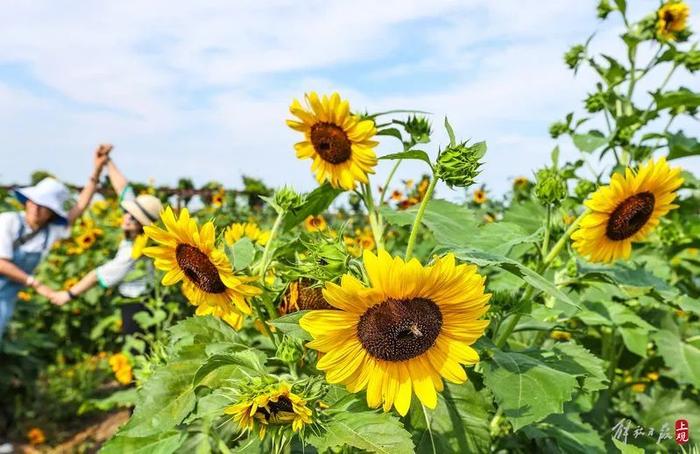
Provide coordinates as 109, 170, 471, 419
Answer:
106, 4, 698, 454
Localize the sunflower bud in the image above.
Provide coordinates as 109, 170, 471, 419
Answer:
549, 120, 570, 139
404, 115, 432, 144
596, 0, 613, 19
435, 141, 486, 189
574, 179, 596, 200
585, 91, 606, 113
534, 167, 567, 206
564, 44, 586, 70
267, 186, 305, 214
276, 336, 304, 363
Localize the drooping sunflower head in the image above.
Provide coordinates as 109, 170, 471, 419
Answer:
143, 207, 261, 322
280, 279, 334, 315
572, 157, 683, 263
657, 2, 690, 41
287, 92, 378, 190
300, 250, 491, 416
224, 382, 314, 439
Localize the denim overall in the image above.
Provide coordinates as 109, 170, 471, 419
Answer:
0, 213, 49, 340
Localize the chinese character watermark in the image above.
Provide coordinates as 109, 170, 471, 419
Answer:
611, 418, 691, 447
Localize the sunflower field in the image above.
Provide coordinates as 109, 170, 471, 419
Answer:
1, 1, 700, 453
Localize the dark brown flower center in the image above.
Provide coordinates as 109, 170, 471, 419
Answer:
357, 297, 442, 361
175, 243, 227, 293
310, 122, 352, 164
256, 396, 294, 422
605, 191, 655, 241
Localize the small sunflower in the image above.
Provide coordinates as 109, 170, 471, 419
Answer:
391, 190, 403, 201
513, 176, 529, 189
304, 215, 327, 232
211, 189, 225, 207
287, 92, 378, 190
17, 290, 31, 302
142, 207, 261, 323
27, 427, 46, 445
75, 231, 99, 249
280, 279, 334, 315
109, 353, 133, 385
225, 382, 313, 439
656, 2, 690, 41
572, 158, 683, 263
473, 189, 487, 204
63, 277, 79, 291
225, 222, 271, 246
300, 250, 490, 416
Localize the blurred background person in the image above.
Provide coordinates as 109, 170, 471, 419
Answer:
51, 152, 163, 335
0, 145, 111, 340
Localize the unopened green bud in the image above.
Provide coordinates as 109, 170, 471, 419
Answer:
276, 336, 304, 363
435, 141, 486, 189
272, 186, 305, 213
535, 168, 567, 206
575, 179, 596, 200
596, 0, 613, 19
404, 115, 432, 144
564, 44, 586, 70
549, 121, 570, 139
585, 92, 606, 113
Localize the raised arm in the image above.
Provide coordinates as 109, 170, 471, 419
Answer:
106, 156, 128, 197
67, 144, 111, 225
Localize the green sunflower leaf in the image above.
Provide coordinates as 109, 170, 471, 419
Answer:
522, 412, 606, 454
666, 130, 700, 160
282, 183, 343, 232
308, 410, 414, 453
101, 431, 186, 454
651, 330, 700, 387
378, 149, 432, 167
269, 310, 312, 341
482, 349, 580, 430
226, 237, 256, 271
572, 130, 609, 153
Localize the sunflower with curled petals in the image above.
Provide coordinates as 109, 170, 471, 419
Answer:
287, 92, 378, 190
300, 250, 491, 416
142, 207, 260, 324
572, 158, 683, 263
224, 382, 313, 439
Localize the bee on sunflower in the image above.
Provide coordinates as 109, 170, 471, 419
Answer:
224, 382, 314, 440
286, 92, 378, 190
572, 158, 683, 263
142, 207, 261, 325
300, 250, 490, 416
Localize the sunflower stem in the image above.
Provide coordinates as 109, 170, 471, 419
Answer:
422, 404, 437, 454
494, 208, 590, 348
362, 182, 385, 250
542, 205, 552, 258
405, 176, 437, 260
379, 159, 402, 205
258, 210, 285, 284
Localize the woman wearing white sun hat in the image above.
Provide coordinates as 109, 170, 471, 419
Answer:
0, 145, 111, 340
51, 153, 163, 334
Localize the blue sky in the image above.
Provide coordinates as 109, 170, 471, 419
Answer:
1, 0, 698, 201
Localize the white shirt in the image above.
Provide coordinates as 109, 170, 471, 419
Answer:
95, 239, 150, 298
0, 211, 70, 260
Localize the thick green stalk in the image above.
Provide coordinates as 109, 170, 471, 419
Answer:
404, 176, 437, 260
363, 183, 385, 250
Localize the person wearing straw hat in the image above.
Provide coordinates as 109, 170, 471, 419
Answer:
0, 145, 111, 339
51, 154, 163, 334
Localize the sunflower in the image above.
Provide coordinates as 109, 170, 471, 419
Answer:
224, 382, 313, 439
391, 190, 403, 201
17, 290, 31, 302
224, 222, 271, 246
300, 250, 490, 416
142, 207, 261, 322
513, 176, 529, 189
473, 189, 487, 204
63, 277, 79, 291
280, 279, 334, 315
27, 427, 46, 446
304, 215, 327, 232
109, 353, 133, 385
287, 92, 378, 190
75, 231, 99, 249
211, 188, 225, 207
656, 2, 690, 41
572, 158, 683, 263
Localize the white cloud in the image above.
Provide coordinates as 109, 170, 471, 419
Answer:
1, 0, 698, 197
